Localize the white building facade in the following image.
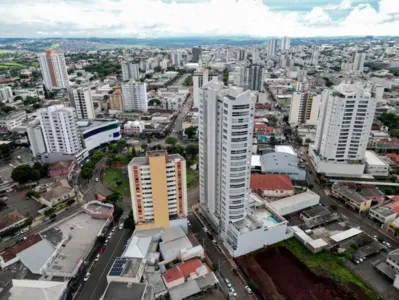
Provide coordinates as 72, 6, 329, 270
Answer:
281, 36, 291, 51
309, 83, 377, 176
192, 69, 218, 108
199, 82, 254, 237
39, 105, 82, 155
38, 50, 69, 90
121, 80, 148, 112
0, 84, 13, 103
121, 63, 140, 81
353, 52, 366, 74
267, 39, 277, 57
71, 86, 96, 119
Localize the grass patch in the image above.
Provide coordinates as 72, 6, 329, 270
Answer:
102, 168, 131, 197
274, 239, 381, 300
0, 50, 15, 54
187, 169, 199, 190
0, 62, 26, 70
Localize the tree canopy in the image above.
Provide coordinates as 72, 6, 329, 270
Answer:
378, 112, 399, 130
11, 164, 41, 184
166, 137, 178, 145
184, 126, 197, 139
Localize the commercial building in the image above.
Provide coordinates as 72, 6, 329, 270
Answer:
199, 82, 254, 236
375, 248, 399, 290
250, 174, 294, 199
128, 151, 187, 230
0, 111, 27, 132
77, 119, 121, 153
267, 190, 320, 216
191, 47, 202, 63
121, 62, 140, 81
289, 92, 321, 126
0, 84, 13, 103
364, 150, 389, 176
281, 36, 291, 51
124, 120, 145, 136
309, 83, 377, 177
109, 89, 123, 111
248, 64, 264, 92
39, 105, 82, 155
121, 80, 148, 112
10, 279, 68, 300
259, 152, 306, 181
225, 194, 291, 257
267, 39, 277, 57
369, 206, 397, 224
71, 86, 96, 119
331, 183, 372, 212
38, 50, 69, 90
353, 52, 366, 73
192, 68, 218, 108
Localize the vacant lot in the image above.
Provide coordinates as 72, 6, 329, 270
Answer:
237, 239, 381, 300
186, 169, 199, 190
102, 168, 130, 197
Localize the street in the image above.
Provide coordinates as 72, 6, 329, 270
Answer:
188, 213, 255, 300
75, 228, 131, 300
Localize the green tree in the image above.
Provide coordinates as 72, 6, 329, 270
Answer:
184, 126, 197, 139
166, 137, 178, 146
92, 151, 105, 162
153, 66, 162, 73
81, 165, 94, 180
185, 144, 199, 159
212, 263, 219, 271
43, 84, 49, 99
11, 165, 40, 183
1, 106, 14, 113
283, 115, 289, 123
108, 143, 118, 153
113, 204, 123, 220
116, 139, 128, 151
14, 95, 23, 101
106, 154, 117, 167
148, 98, 161, 106
124, 209, 135, 231
183, 75, 193, 86
105, 193, 122, 204
378, 112, 399, 129
76, 71, 83, 76
141, 143, 148, 151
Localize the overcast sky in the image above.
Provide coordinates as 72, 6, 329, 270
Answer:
0, 0, 398, 38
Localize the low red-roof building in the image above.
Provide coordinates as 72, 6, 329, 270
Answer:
0, 234, 42, 268
162, 258, 208, 289
386, 153, 399, 164
250, 174, 295, 199
254, 124, 274, 134
0, 210, 27, 234
48, 160, 75, 178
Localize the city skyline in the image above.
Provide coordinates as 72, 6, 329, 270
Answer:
0, 0, 398, 38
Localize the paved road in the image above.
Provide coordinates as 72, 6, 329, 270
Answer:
187, 185, 199, 209
75, 228, 131, 300
173, 95, 193, 134
188, 213, 254, 300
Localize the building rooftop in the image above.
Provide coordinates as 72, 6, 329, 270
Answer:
332, 184, 369, 203
45, 212, 106, 277
250, 174, 294, 191
0, 235, 42, 263
161, 226, 186, 242
275, 145, 296, 156
330, 228, 362, 243
160, 236, 192, 261
129, 153, 185, 166
169, 280, 201, 300
49, 161, 74, 172
41, 179, 73, 200
122, 235, 152, 259
76, 119, 119, 132
103, 282, 148, 300
17, 239, 55, 273
365, 151, 388, 166
268, 190, 320, 216
371, 205, 396, 217
83, 201, 114, 217
108, 257, 143, 279
300, 205, 331, 219
145, 266, 167, 295
10, 279, 68, 300
0, 210, 26, 231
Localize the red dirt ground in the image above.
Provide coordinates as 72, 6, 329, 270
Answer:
237, 247, 371, 300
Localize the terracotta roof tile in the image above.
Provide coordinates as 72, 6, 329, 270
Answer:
0, 234, 42, 262
250, 174, 294, 191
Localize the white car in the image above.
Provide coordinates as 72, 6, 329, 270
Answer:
119, 223, 123, 230
95, 178, 99, 182
20, 228, 29, 234
95, 254, 100, 262
245, 286, 253, 294
83, 273, 91, 281
230, 287, 237, 297
225, 279, 232, 288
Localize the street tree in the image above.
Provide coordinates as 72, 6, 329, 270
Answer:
11, 165, 41, 183
184, 126, 197, 139
185, 144, 199, 159
166, 137, 178, 146
105, 193, 122, 204
106, 154, 117, 167
92, 151, 105, 162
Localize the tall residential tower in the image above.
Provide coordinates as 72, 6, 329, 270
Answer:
121, 62, 140, 81
38, 50, 69, 90
199, 82, 254, 236
121, 80, 148, 112
71, 86, 96, 119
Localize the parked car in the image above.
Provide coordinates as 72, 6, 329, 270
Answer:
20, 228, 29, 234
119, 223, 124, 230
83, 273, 91, 282
232, 268, 239, 276
230, 287, 237, 297
95, 178, 99, 182
225, 278, 232, 288
245, 286, 253, 294
95, 254, 100, 262
99, 246, 105, 254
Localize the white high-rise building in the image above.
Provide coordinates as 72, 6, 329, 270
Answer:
281, 36, 291, 51
192, 68, 219, 108
38, 50, 69, 90
121, 80, 148, 112
309, 83, 377, 176
171, 52, 182, 67
121, 62, 140, 81
199, 81, 254, 236
289, 92, 321, 126
38, 105, 82, 155
251, 46, 259, 64
310, 46, 320, 66
0, 84, 13, 103
71, 86, 96, 119
267, 39, 277, 57
353, 52, 366, 73
236, 49, 246, 61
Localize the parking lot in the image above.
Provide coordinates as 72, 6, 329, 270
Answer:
0, 148, 32, 182
3, 189, 41, 219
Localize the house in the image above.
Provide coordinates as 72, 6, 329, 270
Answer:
48, 160, 75, 179
254, 124, 274, 134
368, 206, 397, 224
250, 174, 294, 199
36, 179, 76, 208
162, 258, 207, 289
386, 153, 399, 164
0, 210, 27, 234
0, 235, 42, 268
331, 183, 373, 212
